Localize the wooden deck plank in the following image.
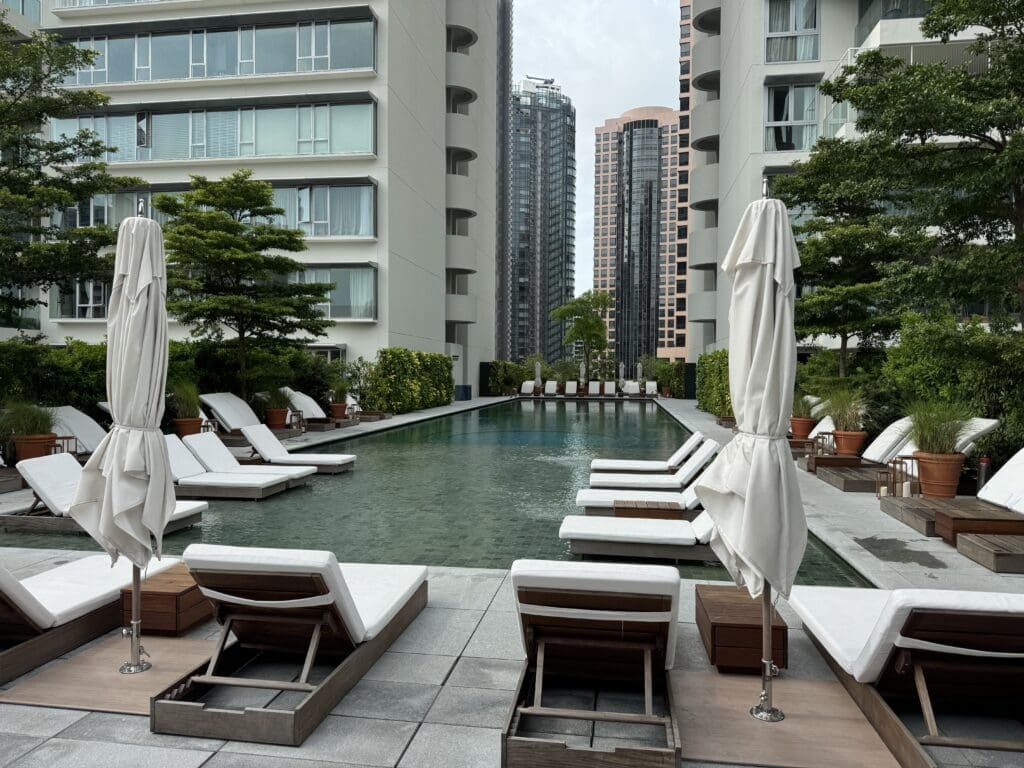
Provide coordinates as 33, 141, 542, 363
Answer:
957, 534, 1024, 574
817, 466, 882, 493
879, 497, 938, 537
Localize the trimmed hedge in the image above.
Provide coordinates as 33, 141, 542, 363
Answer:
361, 348, 453, 414
696, 349, 732, 417
489, 360, 531, 395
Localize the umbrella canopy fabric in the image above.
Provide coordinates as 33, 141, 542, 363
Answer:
70, 218, 176, 568
695, 199, 806, 599
534, 361, 542, 388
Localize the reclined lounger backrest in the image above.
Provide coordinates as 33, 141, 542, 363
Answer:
807, 415, 835, 441
199, 393, 260, 432
666, 432, 704, 469
604, 382, 617, 396
674, 440, 720, 484
645, 381, 657, 396
183, 432, 245, 472
282, 388, 327, 420
520, 381, 534, 395
564, 381, 578, 396
624, 381, 640, 396
588, 381, 601, 395
0, 563, 56, 631
16, 452, 83, 517
862, 417, 914, 465
183, 544, 367, 652
164, 434, 208, 481
544, 381, 558, 395
978, 446, 1024, 514
511, 559, 680, 673
52, 406, 107, 454
241, 424, 289, 462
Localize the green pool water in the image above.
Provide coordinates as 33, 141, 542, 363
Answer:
1, 401, 866, 585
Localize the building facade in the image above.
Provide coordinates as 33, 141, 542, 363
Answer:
4, 0, 507, 394
687, 0, 973, 355
593, 107, 684, 369
674, 1, 692, 362
499, 77, 576, 363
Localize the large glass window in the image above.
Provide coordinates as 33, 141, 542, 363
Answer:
53, 281, 110, 320
766, 0, 819, 62
53, 103, 375, 163
330, 20, 374, 69
290, 265, 377, 320
765, 84, 817, 151
150, 33, 190, 80
255, 26, 297, 75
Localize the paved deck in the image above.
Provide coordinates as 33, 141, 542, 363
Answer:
657, 399, 1024, 594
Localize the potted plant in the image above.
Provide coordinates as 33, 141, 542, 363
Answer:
827, 389, 867, 456
0, 402, 57, 461
656, 361, 674, 398
264, 388, 293, 430
330, 378, 349, 420
790, 392, 816, 441
909, 401, 970, 499
169, 380, 203, 437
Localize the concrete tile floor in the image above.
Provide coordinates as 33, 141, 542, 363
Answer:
0, 558, 1009, 768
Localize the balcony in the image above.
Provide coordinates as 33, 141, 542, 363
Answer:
446, 51, 480, 98
446, 0, 480, 37
689, 227, 718, 268
446, 112, 480, 157
689, 163, 719, 211
691, 34, 721, 93
687, 289, 717, 322
856, 0, 933, 47
692, 0, 721, 34
445, 293, 477, 324
690, 99, 720, 152
446, 173, 477, 214
446, 235, 477, 274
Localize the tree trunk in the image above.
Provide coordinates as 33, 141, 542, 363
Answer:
838, 334, 849, 379
237, 334, 248, 399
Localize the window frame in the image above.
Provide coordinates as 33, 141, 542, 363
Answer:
763, 83, 818, 152
764, 0, 821, 64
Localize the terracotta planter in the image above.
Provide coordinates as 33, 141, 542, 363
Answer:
833, 430, 868, 456
914, 451, 966, 499
173, 418, 203, 438
265, 408, 289, 430
661, 387, 671, 398
790, 417, 816, 441
717, 415, 736, 428
330, 403, 348, 419
13, 433, 57, 461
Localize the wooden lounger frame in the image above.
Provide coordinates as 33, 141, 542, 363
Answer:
567, 538, 716, 562
0, 592, 121, 685
583, 502, 698, 520
503, 586, 680, 768
173, 477, 292, 500
805, 608, 1024, 768
152, 568, 428, 746
0, 501, 201, 536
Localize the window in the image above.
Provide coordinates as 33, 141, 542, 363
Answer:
53, 281, 109, 319
291, 266, 378, 320
766, 0, 819, 62
765, 84, 817, 151
151, 33, 189, 80
298, 22, 330, 71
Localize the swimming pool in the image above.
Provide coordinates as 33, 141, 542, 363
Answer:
1, 401, 866, 585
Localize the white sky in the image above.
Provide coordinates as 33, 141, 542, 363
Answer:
512, 0, 680, 295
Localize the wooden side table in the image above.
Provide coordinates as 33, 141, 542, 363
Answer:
695, 584, 787, 674
121, 562, 213, 636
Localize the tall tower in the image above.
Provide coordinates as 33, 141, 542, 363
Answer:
593, 107, 683, 369
501, 77, 577, 362
494, 0, 515, 363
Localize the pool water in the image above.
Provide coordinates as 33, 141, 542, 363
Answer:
2, 401, 867, 585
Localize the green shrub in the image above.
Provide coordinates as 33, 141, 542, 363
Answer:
266, 387, 293, 410
826, 388, 864, 432
696, 350, 732, 417
791, 392, 814, 419
168, 380, 201, 419
489, 360, 531, 394
361, 348, 453, 414
908, 400, 971, 455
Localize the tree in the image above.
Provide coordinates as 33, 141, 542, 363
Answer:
550, 291, 613, 381
773, 138, 930, 376
155, 170, 334, 397
0, 14, 139, 326
818, 1, 1024, 317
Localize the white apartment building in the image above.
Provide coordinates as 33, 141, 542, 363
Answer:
687, 0, 978, 354
3, 0, 503, 393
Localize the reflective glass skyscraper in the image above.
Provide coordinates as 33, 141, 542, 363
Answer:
499, 77, 576, 363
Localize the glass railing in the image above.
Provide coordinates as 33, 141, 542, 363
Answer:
55, 0, 181, 8
2, 0, 41, 22
855, 0, 933, 47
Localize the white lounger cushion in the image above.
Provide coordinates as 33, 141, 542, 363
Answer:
199, 393, 261, 431
955, 417, 1000, 454
511, 559, 680, 669
591, 432, 704, 473
590, 440, 719, 490
575, 484, 702, 511
520, 381, 534, 394
564, 382, 578, 396
166, 435, 287, 488
281, 388, 328, 420
604, 382, 616, 395
52, 406, 107, 453
183, 433, 315, 480
0, 555, 179, 629
588, 382, 601, 395
241, 424, 356, 467
789, 586, 1024, 684
645, 381, 657, 395
807, 415, 834, 440
978, 446, 1024, 514
183, 544, 427, 643
560, 512, 714, 547
544, 381, 558, 395
624, 381, 640, 395
862, 418, 914, 465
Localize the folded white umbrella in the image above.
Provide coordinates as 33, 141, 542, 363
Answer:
693, 197, 807, 721
70, 215, 176, 674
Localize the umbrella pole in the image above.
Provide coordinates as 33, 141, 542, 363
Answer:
120, 565, 152, 675
750, 585, 784, 722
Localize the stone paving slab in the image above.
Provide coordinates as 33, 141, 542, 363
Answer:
8, 738, 212, 768
363, 652, 456, 686
424, 685, 514, 729
397, 723, 502, 768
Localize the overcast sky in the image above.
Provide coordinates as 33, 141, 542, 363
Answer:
512, 0, 680, 295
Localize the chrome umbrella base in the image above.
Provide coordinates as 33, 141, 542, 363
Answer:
750, 586, 784, 722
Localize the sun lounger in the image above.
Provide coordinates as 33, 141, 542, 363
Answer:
603, 381, 617, 398
240, 424, 355, 475
789, 585, 1024, 755
10, 453, 205, 536
182, 432, 315, 486
576, 481, 703, 517
281, 387, 335, 431
51, 406, 107, 457
165, 434, 291, 500
589, 439, 720, 490
563, 381, 578, 397
503, 559, 681, 765
645, 380, 658, 397
591, 431, 704, 474
199, 392, 272, 434
519, 380, 535, 397
623, 380, 641, 398
152, 544, 428, 746
587, 380, 601, 397
560, 510, 716, 561
542, 380, 558, 397
0, 555, 178, 684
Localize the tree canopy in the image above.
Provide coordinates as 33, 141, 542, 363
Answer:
155, 170, 334, 396
550, 290, 613, 381
0, 14, 138, 326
